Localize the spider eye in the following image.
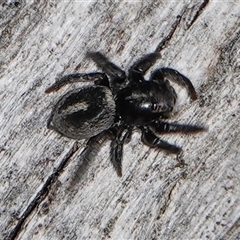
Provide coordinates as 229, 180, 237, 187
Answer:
152, 103, 158, 112
151, 102, 173, 113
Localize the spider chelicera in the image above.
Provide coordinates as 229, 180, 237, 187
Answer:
45, 52, 205, 177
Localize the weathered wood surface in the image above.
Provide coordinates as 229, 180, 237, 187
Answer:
1, 1, 239, 239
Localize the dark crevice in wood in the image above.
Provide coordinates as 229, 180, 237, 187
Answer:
6, 142, 79, 240
155, 15, 182, 52
186, 0, 209, 29
155, 0, 209, 52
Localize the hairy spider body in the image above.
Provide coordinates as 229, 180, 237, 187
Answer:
49, 85, 115, 139
116, 79, 177, 125
46, 52, 205, 177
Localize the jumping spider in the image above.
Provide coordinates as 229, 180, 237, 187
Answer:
46, 52, 205, 177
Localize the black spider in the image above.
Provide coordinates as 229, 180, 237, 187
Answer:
46, 52, 205, 177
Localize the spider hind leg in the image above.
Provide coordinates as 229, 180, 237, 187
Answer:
87, 51, 126, 83
45, 72, 108, 93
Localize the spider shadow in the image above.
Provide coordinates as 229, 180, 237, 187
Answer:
67, 133, 110, 190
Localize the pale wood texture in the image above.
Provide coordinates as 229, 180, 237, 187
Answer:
1, 1, 239, 240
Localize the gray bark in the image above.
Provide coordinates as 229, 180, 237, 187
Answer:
0, 1, 239, 239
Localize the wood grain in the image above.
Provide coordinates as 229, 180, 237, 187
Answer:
1, 1, 239, 239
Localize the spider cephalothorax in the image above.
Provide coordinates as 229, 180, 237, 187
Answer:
46, 52, 205, 177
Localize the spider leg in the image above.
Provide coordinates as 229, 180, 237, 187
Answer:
129, 53, 160, 82
45, 72, 108, 93
109, 126, 132, 177
150, 121, 207, 134
150, 68, 197, 100
141, 126, 181, 154
87, 51, 126, 83
46, 111, 56, 130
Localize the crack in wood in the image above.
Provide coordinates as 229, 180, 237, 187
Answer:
155, 1, 209, 52
155, 15, 182, 52
7, 120, 113, 239
186, 0, 209, 29
6, 142, 79, 240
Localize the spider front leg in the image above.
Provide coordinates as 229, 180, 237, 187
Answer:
150, 68, 197, 100
149, 121, 206, 134
129, 53, 160, 82
141, 126, 181, 154
45, 72, 108, 93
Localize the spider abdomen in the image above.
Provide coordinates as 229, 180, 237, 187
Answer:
50, 85, 116, 139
